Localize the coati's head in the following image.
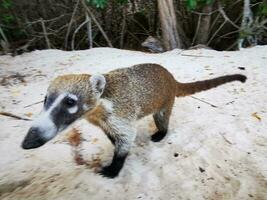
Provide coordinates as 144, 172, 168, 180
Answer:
22, 74, 106, 149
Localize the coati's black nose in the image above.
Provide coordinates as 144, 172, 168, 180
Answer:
22, 127, 47, 149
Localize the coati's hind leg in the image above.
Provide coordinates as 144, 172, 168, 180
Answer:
151, 102, 174, 142
99, 118, 136, 178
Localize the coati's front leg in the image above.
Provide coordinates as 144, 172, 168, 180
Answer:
99, 118, 136, 178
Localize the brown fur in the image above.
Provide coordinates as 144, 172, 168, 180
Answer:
45, 63, 246, 178
176, 74, 247, 97
101, 64, 176, 119
85, 104, 108, 127
49, 63, 247, 144
89, 64, 246, 120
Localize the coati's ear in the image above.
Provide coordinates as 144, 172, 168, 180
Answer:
89, 74, 106, 96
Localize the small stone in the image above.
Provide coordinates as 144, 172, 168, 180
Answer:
238, 67, 245, 70
199, 167, 205, 173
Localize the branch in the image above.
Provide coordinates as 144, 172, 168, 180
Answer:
239, 0, 254, 49
24, 100, 44, 108
40, 18, 51, 49
26, 14, 69, 26
181, 54, 213, 58
81, 0, 113, 48
0, 112, 32, 121
191, 14, 202, 45
190, 9, 219, 16
218, 2, 240, 29
0, 25, 10, 52
207, 20, 227, 45
85, 12, 93, 49
71, 18, 90, 50
65, 0, 80, 49
0, 25, 9, 43
190, 96, 218, 108
120, 7, 127, 48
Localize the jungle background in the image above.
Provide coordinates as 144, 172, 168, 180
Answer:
0, 0, 266, 54
1, 1, 267, 199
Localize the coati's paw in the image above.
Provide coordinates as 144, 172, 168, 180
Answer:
151, 130, 167, 142
98, 165, 120, 178
98, 154, 127, 178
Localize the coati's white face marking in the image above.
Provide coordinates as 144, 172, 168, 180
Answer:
68, 105, 78, 114
32, 93, 66, 139
67, 93, 78, 101
22, 92, 83, 149
22, 74, 107, 150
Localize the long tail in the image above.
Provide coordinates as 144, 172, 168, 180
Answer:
176, 74, 247, 97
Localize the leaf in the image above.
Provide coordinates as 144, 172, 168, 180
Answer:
206, 0, 214, 5
2, 14, 14, 23
186, 0, 214, 10
11, 89, 20, 96
258, 3, 267, 16
24, 112, 33, 117
2, 0, 12, 9
91, 138, 99, 144
87, 0, 108, 9
252, 112, 261, 121
186, 0, 197, 10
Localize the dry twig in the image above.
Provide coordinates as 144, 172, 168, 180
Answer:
120, 7, 127, 48
190, 96, 218, 108
24, 100, 44, 108
181, 54, 213, 58
65, 0, 80, 49
85, 12, 93, 49
218, 2, 240, 29
71, 18, 91, 50
0, 112, 32, 121
81, 0, 113, 47
40, 18, 51, 49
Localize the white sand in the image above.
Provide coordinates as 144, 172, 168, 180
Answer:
0, 46, 266, 200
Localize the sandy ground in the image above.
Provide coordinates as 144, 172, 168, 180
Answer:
0, 46, 266, 200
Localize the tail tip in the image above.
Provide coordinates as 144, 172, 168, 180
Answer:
238, 75, 247, 83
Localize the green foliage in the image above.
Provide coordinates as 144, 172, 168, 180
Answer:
87, 0, 107, 9
86, 0, 128, 9
186, 0, 214, 10
0, 0, 27, 41
0, 0, 14, 24
258, 2, 267, 16
2, 14, 14, 23
2, 0, 12, 9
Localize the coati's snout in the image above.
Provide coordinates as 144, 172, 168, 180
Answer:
22, 74, 106, 150
22, 127, 48, 149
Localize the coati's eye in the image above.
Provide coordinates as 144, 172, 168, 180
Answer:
64, 97, 76, 107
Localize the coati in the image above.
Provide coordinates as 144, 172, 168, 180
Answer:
141, 36, 164, 53
21, 63, 247, 178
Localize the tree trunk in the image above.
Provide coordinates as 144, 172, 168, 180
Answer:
195, 3, 213, 45
157, 0, 182, 50
238, 0, 254, 49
